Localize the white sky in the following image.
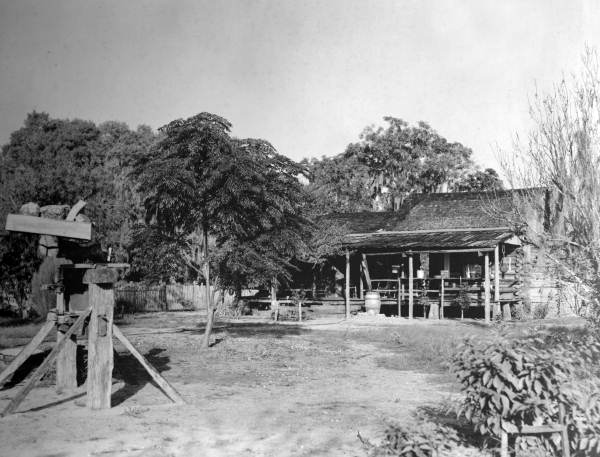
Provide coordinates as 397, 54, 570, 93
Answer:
1, 0, 599, 172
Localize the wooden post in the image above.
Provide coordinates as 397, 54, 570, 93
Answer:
484, 253, 491, 324
112, 326, 183, 404
440, 279, 445, 319
400, 284, 404, 317
359, 262, 364, 299
345, 250, 350, 319
408, 254, 414, 320
270, 281, 279, 321
56, 289, 77, 392
397, 273, 401, 317
0, 320, 55, 387
494, 245, 501, 318
1, 309, 91, 416
361, 253, 372, 291
83, 267, 117, 410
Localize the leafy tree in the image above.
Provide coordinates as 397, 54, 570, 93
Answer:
0, 112, 155, 311
344, 117, 474, 209
131, 113, 309, 347
500, 48, 600, 325
456, 168, 504, 192
301, 154, 372, 213
304, 117, 499, 212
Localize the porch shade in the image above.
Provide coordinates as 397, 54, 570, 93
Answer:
343, 228, 515, 251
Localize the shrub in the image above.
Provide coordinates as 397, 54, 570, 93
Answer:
359, 419, 460, 457
452, 329, 600, 455
532, 301, 549, 319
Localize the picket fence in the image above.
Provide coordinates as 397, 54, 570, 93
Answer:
115, 284, 235, 314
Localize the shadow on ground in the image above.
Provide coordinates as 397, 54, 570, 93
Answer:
179, 321, 313, 339
111, 347, 172, 406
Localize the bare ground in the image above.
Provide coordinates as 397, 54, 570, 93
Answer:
0, 314, 471, 457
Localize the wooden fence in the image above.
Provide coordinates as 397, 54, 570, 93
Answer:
115, 284, 235, 314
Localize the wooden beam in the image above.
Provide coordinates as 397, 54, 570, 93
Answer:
408, 254, 414, 320
484, 253, 491, 324
362, 248, 496, 256
494, 245, 501, 318
87, 284, 114, 410
270, 281, 279, 322
1, 309, 91, 416
56, 290, 77, 393
440, 279, 445, 319
359, 262, 364, 299
345, 250, 350, 319
397, 273, 401, 316
113, 326, 184, 404
5, 214, 92, 240
361, 254, 372, 291
0, 320, 55, 387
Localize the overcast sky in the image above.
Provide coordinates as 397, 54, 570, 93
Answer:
1, 0, 599, 172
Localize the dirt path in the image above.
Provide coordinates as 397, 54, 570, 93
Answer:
0, 317, 456, 457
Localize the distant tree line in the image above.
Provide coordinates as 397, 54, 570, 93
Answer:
0, 111, 502, 323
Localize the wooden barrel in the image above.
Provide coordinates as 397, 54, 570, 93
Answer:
364, 291, 381, 315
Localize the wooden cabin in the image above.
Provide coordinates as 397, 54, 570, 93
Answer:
270, 189, 565, 321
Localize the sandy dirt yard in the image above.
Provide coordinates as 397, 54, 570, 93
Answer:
0, 314, 464, 457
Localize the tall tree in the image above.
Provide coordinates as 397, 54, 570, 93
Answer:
131, 113, 308, 347
304, 117, 498, 213
500, 48, 600, 324
0, 112, 155, 311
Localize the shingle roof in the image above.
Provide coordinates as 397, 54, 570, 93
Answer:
321, 189, 533, 251
344, 228, 514, 251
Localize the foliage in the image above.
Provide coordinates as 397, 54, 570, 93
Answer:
452, 329, 600, 456
456, 168, 504, 192
455, 284, 471, 312
0, 112, 155, 308
0, 233, 41, 313
304, 117, 502, 212
359, 418, 460, 457
131, 113, 310, 289
499, 48, 600, 326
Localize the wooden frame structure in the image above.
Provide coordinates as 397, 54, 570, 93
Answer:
1, 210, 184, 416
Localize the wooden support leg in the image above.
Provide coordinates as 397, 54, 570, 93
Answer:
502, 302, 512, 320
1, 309, 91, 417
408, 255, 414, 320
0, 320, 55, 387
113, 326, 184, 404
428, 301, 439, 319
56, 291, 77, 392
86, 283, 114, 410
56, 327, 77, 393
484, 253, 491, 324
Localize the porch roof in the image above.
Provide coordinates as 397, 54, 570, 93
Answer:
343, 227, 516, 252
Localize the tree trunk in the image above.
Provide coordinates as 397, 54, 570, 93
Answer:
201, 224, 215, 348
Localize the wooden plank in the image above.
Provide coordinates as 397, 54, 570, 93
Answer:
65, 200, 86, 221
87, 283, 114, 410
494, 245, 501, 318
1, 309, 91, 416
345, 250, 350, 319
113, 326, 184, 404
408, 254, 414, 320
440, 280, 445, 319
484, 253, 490, 323
361, 254, 372, 291
270, 282, 279, 322
56, 291, 77, 392
5, 214, 91, 240
0, 320, 55, 387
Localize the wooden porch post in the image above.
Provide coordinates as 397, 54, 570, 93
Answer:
484, 253, 491, 324
494, 245, 501, 318
359, 262, 364, 299
408, 254, 414, 320
345, 250, 350, 320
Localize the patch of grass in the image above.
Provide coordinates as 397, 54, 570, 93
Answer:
0, 322, 51, 349
381, 323, 488, 373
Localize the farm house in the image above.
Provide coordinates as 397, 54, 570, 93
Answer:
264, 189, 564, 321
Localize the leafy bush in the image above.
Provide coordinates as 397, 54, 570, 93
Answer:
532, 301, 549, 319
452, 329, 600, 455
359, 419, 460, 457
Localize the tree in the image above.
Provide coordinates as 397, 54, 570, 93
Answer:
304, 117, 496, 212
0, 112, 155, 311
456, 168, 504, 192
500, 48, 600, 324
131, 113, 309, 347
